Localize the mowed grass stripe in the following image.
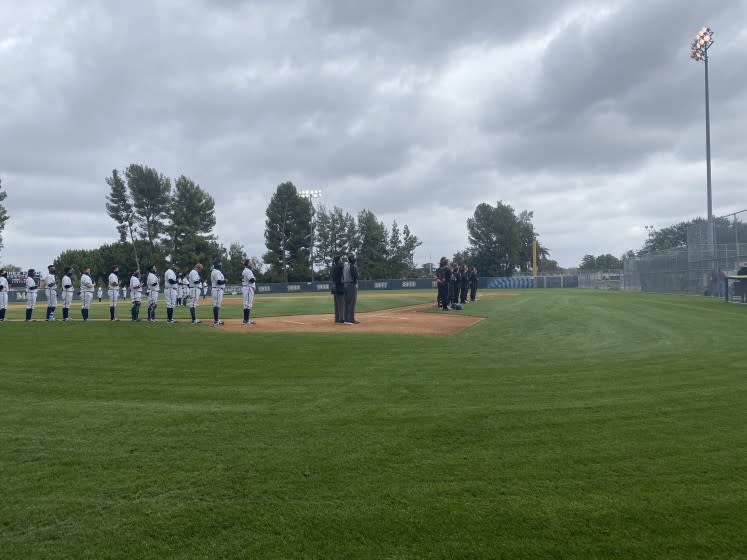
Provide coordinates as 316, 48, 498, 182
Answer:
1, 289, 746, 559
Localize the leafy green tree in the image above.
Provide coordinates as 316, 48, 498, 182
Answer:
595, 254, 622, 270
314, 205, 357, 279
225, 242, 247, 284
356, 209, 388, 279
168, 175, 217, 267
0, 176, 8, 255
125, 164, 172, 262
452, 250, 472, 267
263, 182, 312, 282
517, 210, 549, 273
466, 201, 521, 277
579, 254, 597, 270
538, 258, 562, 274
105, 169, 140, 270
387, 221, 422, 278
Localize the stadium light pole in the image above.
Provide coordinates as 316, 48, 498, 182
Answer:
299, 189, 322, 282
690, 26, 715, 262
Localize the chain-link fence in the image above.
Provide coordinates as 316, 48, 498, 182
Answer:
624, 217, 747, 294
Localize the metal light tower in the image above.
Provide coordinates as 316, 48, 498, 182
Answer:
691, 26, 715, 261
299, 189, 322, 282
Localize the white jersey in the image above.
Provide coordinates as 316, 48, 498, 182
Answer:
130, 275, 142, 297
0, 275, 8, 293
165, 268, 178, 290
62, 274, 74, 292
81, 274, 95, 293
44, 273, 57, 290
241, 267, 256, 287
26, 276, 38, 291
146, 272, 160, 293
188, 269, 201, 288
211, 268, 225, 289
108, 272, 119, 289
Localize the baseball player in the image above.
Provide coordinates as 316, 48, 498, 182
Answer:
25, 269, 38, 321
97, 285, 103, 302
241, 259, 256, 325
79, 266, 95, 321
130, 269, 142, 321
44, 264, 58, 321
146, 265, 160, 322
122, 285, 127, 300
108, 265, 120, 320
0, 269, 8, 322
164, 263, 179, 323
61, 266, 75, 321
210, 260, 226, 326
188, 263, 203, 324
181, 275, 190, 307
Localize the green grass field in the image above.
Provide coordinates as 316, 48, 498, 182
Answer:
1, 289, 746, 559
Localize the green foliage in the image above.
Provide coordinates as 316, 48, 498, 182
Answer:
466, 201, 521, 276
168, 175, 217, 267
225, 242, 247, 284
579, 253, 622, 271
54, 241, 151, 285
0, 176, 9, 253
124, 164, 172, 261
355, 209, 388, 279
314, 205, 357, 278
387, 222, 421, 278
263, 182, 312, 283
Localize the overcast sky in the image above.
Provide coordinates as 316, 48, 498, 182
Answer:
1, 0, 746, 270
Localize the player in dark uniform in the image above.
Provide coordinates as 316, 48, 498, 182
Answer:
460, 263, 469, 304
469, 266, 478, 302
436, 257, 451, 310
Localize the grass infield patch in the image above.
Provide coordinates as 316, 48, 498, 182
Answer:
1, 289, 746, 558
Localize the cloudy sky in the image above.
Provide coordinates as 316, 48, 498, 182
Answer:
1, 0, 746, 270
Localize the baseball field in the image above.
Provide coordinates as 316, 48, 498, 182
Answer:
1, 289, 745, 559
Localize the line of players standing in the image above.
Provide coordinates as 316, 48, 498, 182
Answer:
435, 258, 478, 310
0, 259, 257, 326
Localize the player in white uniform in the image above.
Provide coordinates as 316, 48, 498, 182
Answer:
25, 269, 38, 321
97, 286, 103, 302
43, 264, 58, 321
107, 265, 120, 320
181, 275, 190, 307
241, 259, 257, 325
79, 266, 95, 321
188, 263, 203, 324
122, 285, 127, 300
210, 260, 226, 325
164, 263, 179, 323
146, 265, 160, 322
0, 269, 9, 322
61, 266, 75, 321
129, 269, 142, 321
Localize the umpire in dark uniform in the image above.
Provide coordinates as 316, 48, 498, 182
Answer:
342, 254, 359, 324
331, 255, 346, 323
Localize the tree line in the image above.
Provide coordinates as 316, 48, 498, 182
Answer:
0, 166, 554, 281
580, 216, 747, 271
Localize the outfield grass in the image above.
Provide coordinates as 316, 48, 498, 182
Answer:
1, 289, 746, 559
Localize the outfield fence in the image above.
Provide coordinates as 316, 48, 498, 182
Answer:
4, 275, 585, 302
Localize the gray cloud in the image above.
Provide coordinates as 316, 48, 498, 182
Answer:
1, 0, 746, 270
